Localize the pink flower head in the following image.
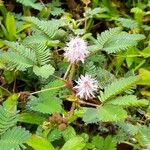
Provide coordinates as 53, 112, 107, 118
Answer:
74, 75, 98, 100
64, 37, 89, 63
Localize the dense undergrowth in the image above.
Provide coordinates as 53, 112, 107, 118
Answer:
0, 0, 150, 150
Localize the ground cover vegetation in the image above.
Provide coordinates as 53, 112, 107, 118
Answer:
0, 0, 150, 150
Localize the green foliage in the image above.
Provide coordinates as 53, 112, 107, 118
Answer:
28, 95, 62, 114
83, 108, 99, 123
84, 7, 106, 18
117, 122, 139, 136
100, 76, 139, 102
96, 27, 122, 49
61, 136, 85, 150
23, 17, 60, 38
27, 135, 55, 150
33, 64, 55, 79
0, 127, 31, 150
84, 61, 116, 88
116, 18, 139, 29
27, 80, 64, 114
18, 112, 46, 125
0, 105, 18, 135
0, 94, 19, 135
92, 135, 117, 150
16, 0, 43, 10
48, 0, 64, 16
97, 105, 127, 122
106, 95, 148, 107
62, 126, 76, 142
5, 13, 16, 41
83, 105, 127, 123
82, 75, 148, 124
137, 126, 150, 149
1, 41, 55, 78
95, 27, 145, 53
48, 128, 62, 142
0, 1, 149, 150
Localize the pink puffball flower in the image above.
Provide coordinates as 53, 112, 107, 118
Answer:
74, 75, 98, 100
64, 37, 89, 63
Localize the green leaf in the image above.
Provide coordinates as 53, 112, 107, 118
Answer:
92, 135, 104, 149
116, 18, 138, 29
103, 32, 145, 53
63, 126, 76, 142
138, 68, 150, 86
27, 135, 55, 150
97, 105, 127, 122
5, 13, 16, 40
83, 108, 100, 124
83, 105, 127, 123
0, 105, 18, 135
0, 127, 31, 150
48, 128, 62, 142
118, 122, 139, 136
103, 136, 117, 150
28, 96, 62, 114
39, 79, 65, 97
96, 27, 145, 53
92, 135, 117, 150
96, 27, 122, 50
16, 0, 43, 10
61, 136, 85, 150
84, 7, 106, 18
106, 95, 149, 107
137, 126, 150, 149
23, 17, 58, 38
3, 71, 14, 84
3, 93, 19, 111
33, 64, 55, 79
18, 112, 46, 125
100, 76, 139, 102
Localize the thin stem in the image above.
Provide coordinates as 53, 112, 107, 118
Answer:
31, 85, 66, 95
69, 63, 75, 80
13, 71, 17, 93
63, 63, 72, 80
66, 102, 76, 120
0, 86, 11, 95
122, 141, 140, 150
52, 75, 66, 82
79, 100, 99, 107
39, 0, 46, 7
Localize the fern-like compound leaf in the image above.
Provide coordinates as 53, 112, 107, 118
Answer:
1, 52, 34, 71
106, 95, 149, 107
27, 96, 62, 114
117, 122, 139, 136
83, 105, 127, 123
97, 105, 127, 122
0, 105, 18, 135
33, 64, 55, 79
104, 32, 145, 53
0, 127, 31, 150
137, 126, 150, 149
30, 43, 50, 66
48, 128, 62, 142
83, 108, 100, 124
23, 17, 58, 38
116, 18, 139, 29
100, 76, 139, 102
97, 27, 122, 49
92, 135, 117, 150
16, 0, 43, 10
96, 27, 145, 53
1, 41, 37, 71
